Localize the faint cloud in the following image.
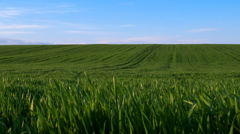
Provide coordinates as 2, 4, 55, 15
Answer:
0, 37, 52, 45
65, 31, 97, 34
62, 23, 102, 30
0, 9, 22, 17
96, 36, 214, 44
54, 42, 86, 45
120, 24, 135, 27
65, 31, 117, 35
32, 7, 89, 14
0, 24, 48, 29
97, 36, 174, 44
187, 28, 218, 33
179, 39, 213, 44
0, 31, 33, 35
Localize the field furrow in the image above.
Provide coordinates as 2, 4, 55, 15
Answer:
187, 54, 196, 70
123, 45, 161, 67
101, 45, 161, 69
216, 46, 240, 61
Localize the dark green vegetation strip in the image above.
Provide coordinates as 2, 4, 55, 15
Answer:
1, 45, 240, 78
0, 45, 240, 133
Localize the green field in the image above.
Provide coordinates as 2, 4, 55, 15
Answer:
1, 45, 240, 78
0, 45, 240, 133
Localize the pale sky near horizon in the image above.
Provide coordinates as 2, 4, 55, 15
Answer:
0, 0, 240, 45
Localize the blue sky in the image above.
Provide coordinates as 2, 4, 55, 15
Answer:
0, 0, 240, 44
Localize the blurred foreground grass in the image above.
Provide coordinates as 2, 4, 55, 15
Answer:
0, 74, 240, 133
